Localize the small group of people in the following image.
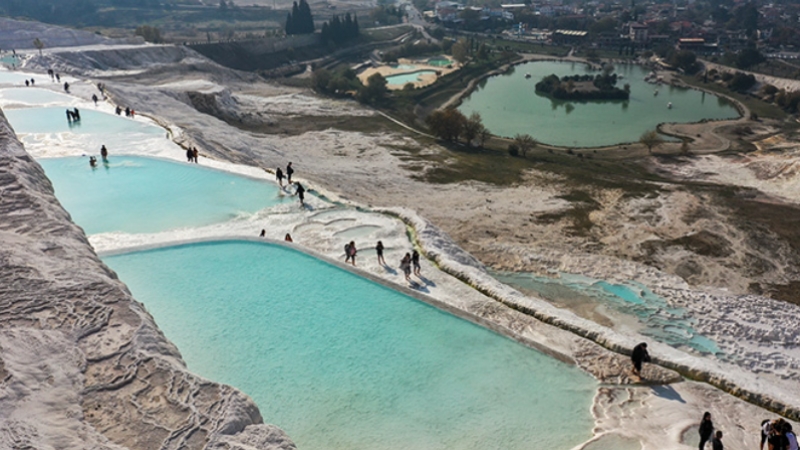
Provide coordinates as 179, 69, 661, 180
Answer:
761, 418, 798, 450
114, 106, 135, 118
399, 250, 421, 281
257, 230, 294, 242
46, 69, 60, 82
89, 145, 109, 168
65, 107, 81, 123
275, 162, 294, 187
698, 412, 724, 450
23, 78, 35, 87
344, 241, 357, 266
185, 147, 199, 163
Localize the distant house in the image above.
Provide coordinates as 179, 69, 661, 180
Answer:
629, 22, 648, 42
435, 1, 463, 22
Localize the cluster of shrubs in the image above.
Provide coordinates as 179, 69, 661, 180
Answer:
535, 73, 629, 101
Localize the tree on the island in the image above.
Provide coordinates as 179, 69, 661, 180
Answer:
135, 25, 162, 43
639, 130, 664, 153
462, 112, 486, 146
33, 38, 44, 56
513, 133, 537, 157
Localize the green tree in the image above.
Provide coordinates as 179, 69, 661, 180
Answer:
33, 38, 44, 56
639, 130, 664, 153
513, 133, 537, 157
451, 39, 470, 64
358, 73, 388, 105
135, 25, 162, 43
426, 109, 467, 142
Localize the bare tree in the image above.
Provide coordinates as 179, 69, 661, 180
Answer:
639, 130, 665, 153
513, 133, 537, 157
462, 112, 486, 146
33, 38, 44, 56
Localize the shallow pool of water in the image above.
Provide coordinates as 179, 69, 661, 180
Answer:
39, 156, 288, 234
0, 71, 41, 85
492, 271, 721, 355
104, 240, 596, 450
458, 61, 740, 147
4, 106, 163, 137
0, 88, 76, 106
386, 70, 437, 86
427, 58, 452, 67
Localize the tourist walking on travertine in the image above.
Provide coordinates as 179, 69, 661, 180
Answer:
699, 412, 714, 450
192, 147, 199, 163
294, 182, 305, 206
376, 241, 385, 265
630, 342, 650, 378
186, 147, 193, 162
785, 423, 798, 450
284, 233, 293, 242
411, 250, 421, 276
92, 94, 98, 106
63, 81, 69, 93
286, 162, 294, 184
276, 167, 284, 187
400, 253, 412, 281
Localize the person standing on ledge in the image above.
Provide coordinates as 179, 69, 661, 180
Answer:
699, 412, 714, 450
63, 81, 69, 93
286, 162, 294, 184
294, 182, 305, 207
376, 241, 385, 266
92, 94, 98, 106
631, 342, 650, 379
411, 250, 421, 276
276, 167, 284, 187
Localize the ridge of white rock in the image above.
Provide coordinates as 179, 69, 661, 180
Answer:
0, 17, 143, 50
0, 110, 295, 450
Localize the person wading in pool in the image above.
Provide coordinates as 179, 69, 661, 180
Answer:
100, 145, 109, 162
376, 241, 385, 266
631, 342, 651, 379
276, 167, 284, 187
286, 162, 294, 184
89, 156, 97, 168
294, 182, 305, 207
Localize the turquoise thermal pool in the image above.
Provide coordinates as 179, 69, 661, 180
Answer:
458, 61, 740, 147
385, 70, 437, 85
427, 58, 452, 67
38, 156, 288, 234
0, 88, 76, 105
0, 71, 42, 85
104, 241, 596, 450
4, 106, 164, 136
492, 271, 721, 355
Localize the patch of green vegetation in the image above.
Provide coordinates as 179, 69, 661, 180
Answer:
361, 25, 415, 42
491, 39, 570, 57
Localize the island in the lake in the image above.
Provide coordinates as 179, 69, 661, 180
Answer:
535, 72, 630, 101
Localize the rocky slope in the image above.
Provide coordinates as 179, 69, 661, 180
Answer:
0, 111, 295, 450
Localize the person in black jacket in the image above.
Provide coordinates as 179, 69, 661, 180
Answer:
631, 342, 650, 378
712, 431, 724, 450
699, 412, 714, 450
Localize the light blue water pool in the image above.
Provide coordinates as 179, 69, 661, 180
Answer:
394, 64, 417, 70
386, 70, 437, 86
492, 271, 722, 355
0, 88, 75, 105
427, 58, 452, 67
0, 71, 40, 85
4, 106, 163, 136
39, 156, 288, 234
104, 241, 596, 450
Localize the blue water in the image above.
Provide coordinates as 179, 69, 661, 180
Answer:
104, 241, 596, 450
4, 106, 163, 136
386, 70, 437, 86
0, 88, 75, 105
39, 156, 288, 234
493, 271, 722, 355
0, 71, 40, 85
